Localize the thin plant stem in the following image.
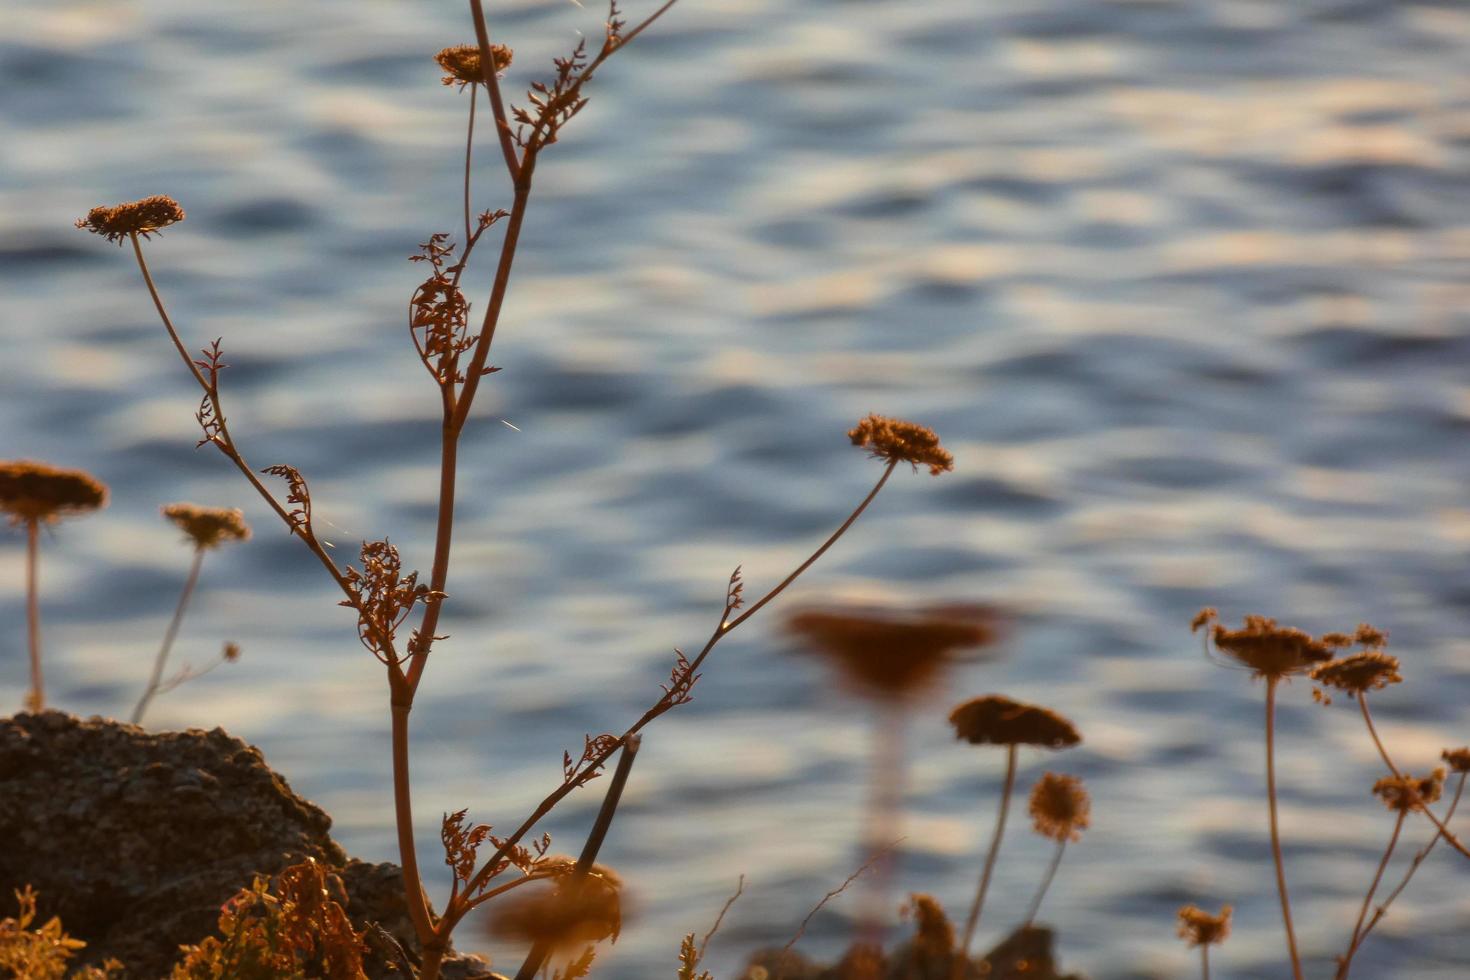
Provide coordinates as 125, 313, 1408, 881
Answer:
1265, 677, 1305, 980
511, 735, 643, 980
1356, 771, 1468, 948
1023, 839, 1067, 927
1356, 693, 1470, 860
959, 742, 1018, 958
391, 699, 437, 949
1201, 946, 1210, 980
1336, 810, 1404, 980
466, 0, 520, 180
858, 705, 905, 946
24, 518, 42, 712
464, 84, 478, 248
131, 546, 205, 725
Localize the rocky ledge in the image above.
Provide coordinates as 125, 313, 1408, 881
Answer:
0, 711, 502, 979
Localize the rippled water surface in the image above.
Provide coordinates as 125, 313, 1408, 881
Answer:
4, 0, 1470, 976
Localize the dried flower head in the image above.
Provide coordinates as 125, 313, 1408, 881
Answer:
222, 641, 241, 663
1028, 772, 1091, 842
74, 195, 185, 244
787, 604, 996, 701
1373, 768, 1445, 813
1309, 652, 1402, 697
1354, 623, 1387, 648
1177, 904, 1231, 947
949, 695, 1081, 749
162, 502, 252, 550
435, 43, 514, 86
0, 460, 109, 524
832, 943, 885, 980
848, 414, 953, 475
486, 864, 623, 952
903, 894, 955, 959
1200, 612, 1336, 680
1442, 747, 1470, 774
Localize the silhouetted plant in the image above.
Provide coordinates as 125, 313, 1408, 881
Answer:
130, 503, 250, 725
0, 460, 108, 712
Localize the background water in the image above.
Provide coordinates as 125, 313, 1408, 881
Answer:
3, 0, 1470, 976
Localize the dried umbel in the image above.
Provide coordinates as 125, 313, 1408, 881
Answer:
162, 502, 252, 550
0, 460, 109, 524
1028, 772, 1091, 842
435, 43, 514, 86
486, 864, 623, 953
1193, 609, 1335, 681
1442, 747, 1470, 774
1373, 768, 1445, 813
1310, 651, 1402, 699
74, 195, 185, 244
848, 414, 954, 475
903, 893, 955, 959
1177, 904, 1232, 947
949, 695, 1081, 749
787, 604, 995, 700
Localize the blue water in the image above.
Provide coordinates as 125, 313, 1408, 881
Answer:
3, 0, 1470, 976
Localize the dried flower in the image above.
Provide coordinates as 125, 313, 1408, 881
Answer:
435, 43, 514, 87
949, 695, 1081, 749
162, 503, 252, 550
1354, 623, 1387, 648
1442, 748, 1470, 774
848, 414, 953, 475
1177, 904, 1231, 947
903, 894, 955, 959
222, 642, 241, 663
1189, 607, 1218, 633
1310, 652, 1402, 696
74, 195, 185, 244
1373, 769, 1445, 813
0, 460, 109, 524
1028, 772, 1091, 842
787, 604, 995, 701
486, 864, 622, 952
1201, 613, 1336, 681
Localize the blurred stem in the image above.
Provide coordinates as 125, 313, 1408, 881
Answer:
25, 518, 42, 712
1201, 946, 1210, 980
1023, 838, 1067, 927
858, 705, 905, 945
959, 742, 1017, 958
131, 545, 205, 725
1337, 809, 1404, 980
1265, 678, 1305, 980
1357, 693, 1470, 860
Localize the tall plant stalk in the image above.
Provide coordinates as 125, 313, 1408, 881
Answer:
1336, 810, 1404, 980
131, 546, 204, 725
1264, 677, 1305, 980
1023, 839, 1066, 927
959, 742, 1017, 957
24, 517, 42, 712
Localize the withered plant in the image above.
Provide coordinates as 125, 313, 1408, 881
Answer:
130, 503, 250, 725
1176, 903, 1230, 980
75, 2, 958, 975
0, 460, 108, 712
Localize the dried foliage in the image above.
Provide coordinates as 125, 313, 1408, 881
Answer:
435, 42, 514, 87
162, 502, 251, 550
340, 540, 438, 665
0, 887, 122, 979
74, 195, 185, 243
1442, 747, 1470, 773
949, 695, 1081, 749
1373, 769, 1445, 813
1193, 609, 1336, 681
170, 860, 368, 980
1177, 904, 1232, 947
260, 464, 313, 536
0, 460, 109, 524
847, 414, 954, 475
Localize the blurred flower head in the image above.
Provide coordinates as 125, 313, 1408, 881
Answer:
162, 502, 252, 550
1373, 769, 1444, 813
1028, 772, 1091, 842
0, 460, 108, 525
1193, 609, 1336, 681
75, 195, 185, 244
486, 863, 623, 954
949, 695, 1081, 749
1442, 747, 1470, 774
1177, 904, 1231, 947
1310, 651, 1402, 699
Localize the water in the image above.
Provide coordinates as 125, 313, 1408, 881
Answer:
3, 0, 1470, 976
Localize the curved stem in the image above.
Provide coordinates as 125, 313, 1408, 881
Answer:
131, 546, 205, 725
960, 742, 1017, 957
1357, 694, 1470, 860
1265, 678, 1305, 980
24, 518, 42, 712
1337, 810, 1404, 979
1024, 838, 1067, 927
1357, 771, 1468, 948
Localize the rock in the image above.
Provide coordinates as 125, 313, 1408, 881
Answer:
0, 711, 503, 979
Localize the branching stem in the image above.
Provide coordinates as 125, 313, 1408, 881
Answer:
131, 546, 205, 725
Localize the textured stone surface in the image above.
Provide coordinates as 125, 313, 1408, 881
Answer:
0, 711, 502, 978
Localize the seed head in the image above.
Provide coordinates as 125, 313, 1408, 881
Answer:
75, 195, 185, 244
786, 604, 996, 702
435, 43, 514, 87
1354, 623, 1388, 648
486, 864, 622, 952
904, 894, 955, 958
949, 695, 1081, 749
1028, 772, 1091, 842
1441, 747, 1470, 774
223, 641, 241, 663
847, 414, 953, 475
1203, 613, 1336, 681
1177, 904, 1231, 947
0, 460, 109, 524
162, 502, 252, 550
1309, 651, 1402, 699
1373, 768, 1445, 813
